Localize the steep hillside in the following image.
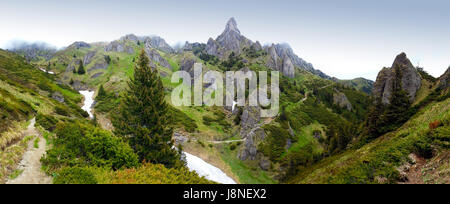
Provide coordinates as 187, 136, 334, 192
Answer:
337, 77, 374, 94
289, 97, 449, 184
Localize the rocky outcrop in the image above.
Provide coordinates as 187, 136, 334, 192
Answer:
238, 106, 265, 161
437, 67, 450, 89
205, 18, 253, 59
145, 36, 174, 53
90, 72, 104, 79
51, 92, 65, 103
374, 53, 422, 104
69, 42, 91, 49
10, 42, 56, 61
182, 42, 205, 52
83, 51, 96, 66
105, 41, 134, 54
205, 38, 220, 57
145, 46, 172, 69
333, 91, 353, 111
265, 43, 330, 79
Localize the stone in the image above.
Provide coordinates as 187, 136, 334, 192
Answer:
52, 92, 65, 103
333, 91, 353, 111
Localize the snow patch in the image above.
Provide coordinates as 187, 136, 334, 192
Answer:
184, 152, 236, 184
80, 90, 94, 118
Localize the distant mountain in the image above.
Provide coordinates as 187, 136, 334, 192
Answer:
204, 18, 330, 79
336, 77, 374, 94
9, 41, 57, 62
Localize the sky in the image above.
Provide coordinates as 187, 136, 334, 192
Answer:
0, 0, 449, 80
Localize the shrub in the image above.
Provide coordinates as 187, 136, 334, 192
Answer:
42, 121, 139, 171
54, 167, 97, 184
36, 113, 59, 131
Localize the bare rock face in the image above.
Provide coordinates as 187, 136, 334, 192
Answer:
333, 91, 352, 111
438, 67, 450, 89
52, 92, 65, 103
265, 43, 330, 79
374, 53, 422, 104
69, 42, 91, 49
205, 38, 220, 57
238, 106, 265, 161
205, 18, 253, 59
83, 51, 96, 66
145, 46, 172, 69
145, 36, 174, 53
105, 41, 134, 54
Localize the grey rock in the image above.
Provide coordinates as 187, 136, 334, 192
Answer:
259, 158, 271, 171
145, 36, 174, 53
333, 91, 353, 111
374, 53, 422, 104
239, 127, 265, 161
69, 41, 91, 49
90, 72, 104, 79
105, 41, 134, 54
52, 92, 65, 103
88, 62, 108, 72
173, 132, 189, 146
83, 51, 96, 66
205, 38, 220, 57
145, 46, 172, 69
264, 43, 330, 79
438, 67, 450, 89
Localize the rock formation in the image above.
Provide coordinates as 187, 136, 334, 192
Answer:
373, 53, 422, 104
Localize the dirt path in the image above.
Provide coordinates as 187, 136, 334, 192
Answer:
207, 139, 245, 144
6, 118, 52, 184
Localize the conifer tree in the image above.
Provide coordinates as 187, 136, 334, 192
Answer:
97, 85, 107, 99
384, 65, 411, 129
78, 62, 86, 75
113, 50, 183, 168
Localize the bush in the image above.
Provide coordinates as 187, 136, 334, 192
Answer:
54, 167, 97, 184
55, 105, 69, 116
36, 113, 59, 131
42, 121, 139, 171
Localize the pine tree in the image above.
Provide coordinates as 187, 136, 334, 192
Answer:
113, 50, 182, 168
384, 65, 411, 129
97, 85, 107, 99
78, 62, 86, 75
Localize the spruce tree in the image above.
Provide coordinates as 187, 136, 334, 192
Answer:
113, 50, 182, 168
78, 62, 86, 75
97, 85, 107, 99
384, 65, 411, 129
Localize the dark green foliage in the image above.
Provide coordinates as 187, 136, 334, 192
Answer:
417, 67, 436, 83
36, 113, 58, 131
112, 50, 182, 168
221, 52, 244, 71
104, 55, 111, 64
55, 105, 69, 116
77, 62, 86, 75
169, 107, 198, 133
94, 85, 119, 114
362, 65, 412, 143
202, 109, 231, 131
199, 53, 219, 65
41, 121, 139, 171
259, 125, 290, 162
54, 167, 97, 184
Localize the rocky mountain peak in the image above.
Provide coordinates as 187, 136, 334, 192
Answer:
373, 52, 422, 104
225, 17, 240, 34
392, 52, 414, 69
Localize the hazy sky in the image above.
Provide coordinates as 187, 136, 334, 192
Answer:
1, 0, 449, 80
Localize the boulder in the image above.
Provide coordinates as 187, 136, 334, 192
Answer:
333, 91, 353, 111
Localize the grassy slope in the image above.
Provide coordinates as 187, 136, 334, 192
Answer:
289, 98, 449, 184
